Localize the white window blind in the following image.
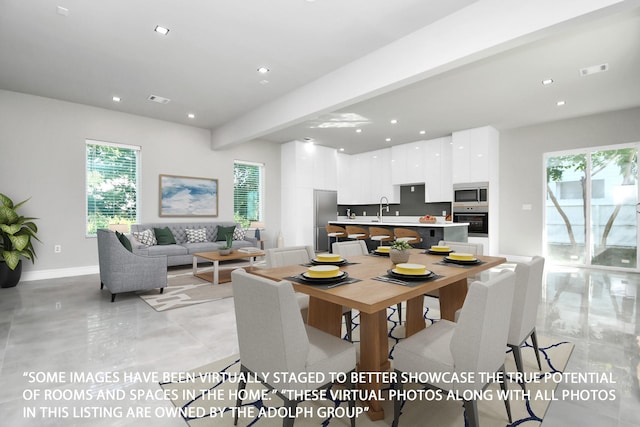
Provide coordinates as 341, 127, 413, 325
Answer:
86, 140, 140, 236
234, 161, 264, 227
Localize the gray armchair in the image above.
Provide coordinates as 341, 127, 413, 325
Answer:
97, 229, 167, 302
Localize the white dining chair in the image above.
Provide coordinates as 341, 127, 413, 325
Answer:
508, 256, 545, 385
265, 245, 354, 341
392, 270, 516, 427
231, 269, 357, 427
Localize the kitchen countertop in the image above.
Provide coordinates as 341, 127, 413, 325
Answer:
329, 219, 468, 228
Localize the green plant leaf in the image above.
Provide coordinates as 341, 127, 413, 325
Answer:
9, 234, 29, 251
0, 206, 18, 224
2, 251, 20, 270
0, 224, 22, 235
0, 193, 13, 209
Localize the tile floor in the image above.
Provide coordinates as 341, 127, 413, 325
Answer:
0, 265, 638, 426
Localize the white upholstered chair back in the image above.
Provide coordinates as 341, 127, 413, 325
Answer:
451, 270, 515, 386
508, 256, 545, 345
231, 269, 309, 375
439, 240, 484, 255
332, 240, 368, 257
265, 245, 315, 268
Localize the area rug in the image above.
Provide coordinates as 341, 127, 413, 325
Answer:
161, 306, 573, 426
139, 266, 244, 312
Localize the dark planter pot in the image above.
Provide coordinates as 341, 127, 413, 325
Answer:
0, 259, 22, 288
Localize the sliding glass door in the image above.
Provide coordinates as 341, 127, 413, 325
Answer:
545, 144, 638, 270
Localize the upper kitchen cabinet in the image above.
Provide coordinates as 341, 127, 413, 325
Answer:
391, 141, 426, 185
337, 148, 398, 205
423, 136, 452, 202
451, 126, 499, 184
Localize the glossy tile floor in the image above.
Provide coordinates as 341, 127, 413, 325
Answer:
0, 266, 638, 426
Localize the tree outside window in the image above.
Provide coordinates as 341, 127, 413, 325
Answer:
86, 140, 140, 236
234, 161, 263, 229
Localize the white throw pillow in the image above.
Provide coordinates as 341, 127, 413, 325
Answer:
186, 228, 208, 243
233, 227, 246, 240
132, 229, 157, 246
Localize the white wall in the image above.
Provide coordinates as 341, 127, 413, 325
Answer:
0, 90, 281, 280
499, 106, 640, 257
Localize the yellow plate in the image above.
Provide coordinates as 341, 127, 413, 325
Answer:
430, 245, 451, 252
448, 252, 476, 261
316, 253, 342, 262
307, 265, 341, 278
375, 246, 391, 253
395, 263, 427, 275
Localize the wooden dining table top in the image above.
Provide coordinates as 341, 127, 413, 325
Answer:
252, 249, 507, 314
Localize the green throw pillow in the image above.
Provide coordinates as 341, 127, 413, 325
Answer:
216, 225, 236, 241
154, 227, 176, 245
115, 231, 133, 252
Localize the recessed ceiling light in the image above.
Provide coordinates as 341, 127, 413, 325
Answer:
339, 148, 345, 152
385, 138, 392, 142
390, 119, 398, 124
257, 67, 270, 74
356, 129, 362, 133
112, 96, 121, 102
542, 79, 554, 85
154, 25, 170, 35
556, 100, 566, 107
187, 113, 195, 119
419, 130, 426, 135
259, 79, 270, 85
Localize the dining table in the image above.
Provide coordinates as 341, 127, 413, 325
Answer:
251, 249, 506, 420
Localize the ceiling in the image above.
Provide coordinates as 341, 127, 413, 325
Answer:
1, 0, 639, 154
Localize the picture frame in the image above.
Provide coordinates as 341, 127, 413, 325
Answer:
159, 174, 218, 217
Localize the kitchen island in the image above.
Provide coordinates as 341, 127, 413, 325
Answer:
328, 219, 468, 249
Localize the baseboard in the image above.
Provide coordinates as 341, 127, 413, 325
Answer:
21, 265, 100, 282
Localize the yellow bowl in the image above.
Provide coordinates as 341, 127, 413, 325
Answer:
448, 252, 476, 261
375, 246, 391, 253
395, 263, 427, 275
307, 265, 340, 278
316, 253, 342, 262
430, 245, 451, 252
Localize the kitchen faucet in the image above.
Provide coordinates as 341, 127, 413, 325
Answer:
378, 196, 389, 222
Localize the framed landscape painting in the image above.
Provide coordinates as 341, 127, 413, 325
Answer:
159, 174, 218, 217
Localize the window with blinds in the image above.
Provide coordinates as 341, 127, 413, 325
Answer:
86, 140, 140, 236
234, 161, 264, 227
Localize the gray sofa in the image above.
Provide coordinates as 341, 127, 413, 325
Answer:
128, 222, 258, 267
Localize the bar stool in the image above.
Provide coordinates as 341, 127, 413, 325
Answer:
393, 228, 422, 245
369, 226, 393, 246
345, 225, 369, 241
325, 224, 347, 253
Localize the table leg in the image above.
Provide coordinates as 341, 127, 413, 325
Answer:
192, 256, 198, 276
213, 260, 220, 285
358, 310, 388, 421
306, 297, 342, 337
405, 296, 427, 337
438, 278, 468, 321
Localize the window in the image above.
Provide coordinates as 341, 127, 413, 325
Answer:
86, 140, 140, 236
234, 161, 264, 228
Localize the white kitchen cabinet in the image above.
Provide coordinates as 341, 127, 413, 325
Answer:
451, 126, 498, 184
391, 141, 426, 185
422, 136, 452, 202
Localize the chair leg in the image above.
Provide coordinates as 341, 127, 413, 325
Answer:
509, 343, 526, 391
343, 311, 353, 342
396, 303, 402, 323
100, 282, 104, 289
462, 399, 479, 427
111, 293, 116, 303
499, 365, 513, 423
283, 400, 299, 427
347, 370, 356, 427
160, 287, 164, 294
530, 329, 542, 370
391, 369, 403, 427
234, 365, 249, 425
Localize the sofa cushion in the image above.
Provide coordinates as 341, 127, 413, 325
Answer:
183, 242, 224, 254
154, 226, 176, 245
233, 227, 246, 240
132, 229, 157, 246
217, 225, 236, 241
186, 228, 208, 243
145, 244, 189, 257
115, 231, 133, 252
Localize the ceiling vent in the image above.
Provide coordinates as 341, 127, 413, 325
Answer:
148, 94, 171, 104
579, 63, 609, 76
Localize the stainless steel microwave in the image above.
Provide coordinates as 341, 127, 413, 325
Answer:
453, 182, 488, 206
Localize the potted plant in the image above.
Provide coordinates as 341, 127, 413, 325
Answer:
389, 239, 412, 264
0, 193, 39, 287
219, 234, 234, 256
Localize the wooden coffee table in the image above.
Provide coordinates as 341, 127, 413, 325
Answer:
192, 250, 265, 285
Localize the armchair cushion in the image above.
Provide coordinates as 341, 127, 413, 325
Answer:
115, 231, 133, 252
154, 226, 176, 245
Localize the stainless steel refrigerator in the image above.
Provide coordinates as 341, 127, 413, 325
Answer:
314, 190, 338, 252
